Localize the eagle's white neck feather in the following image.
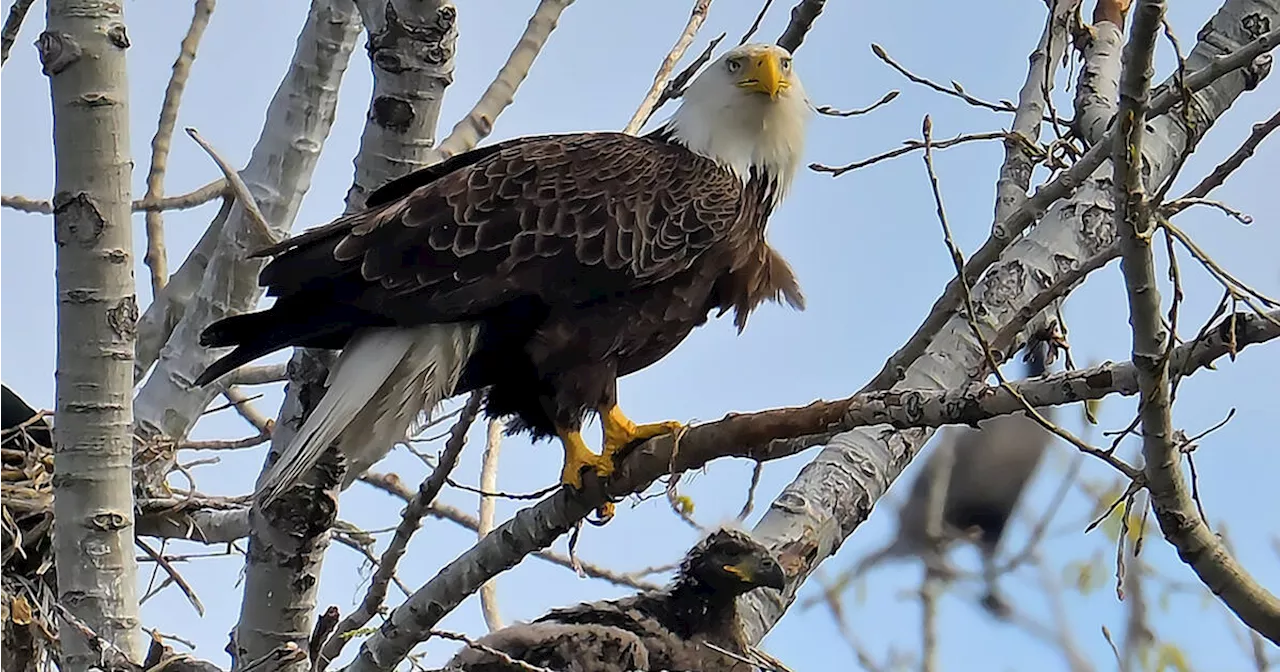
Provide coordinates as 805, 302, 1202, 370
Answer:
661, 51, 810, 205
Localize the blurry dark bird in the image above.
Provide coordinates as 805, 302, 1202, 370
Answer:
193, 43, 811, 510
2, 384, 51, 449
850, 340, 1057, 615
442, 527, 787, 672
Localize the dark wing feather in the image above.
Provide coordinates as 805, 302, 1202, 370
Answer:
257, 132, 746, 324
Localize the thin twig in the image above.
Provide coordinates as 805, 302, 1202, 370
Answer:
478, 417, 505, 633
360, 471, 661, 591
739, 0, 774, 45
134, 537, 205, 617
317, 392, 482, 671
184, 127, 274, 244
624, 0, 713, 135
179, 430, 271, 452
142, 0, 216, 296
219, 386, 274, 434
812, 130, 1007, 176
1177, 108, 1280, 200
3, 179, 227, 215
736, 460, 765, 521
813, 90, 899, 118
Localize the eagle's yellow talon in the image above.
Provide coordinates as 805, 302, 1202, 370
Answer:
558, 429, 601, 490
600, 405, 684, 459
595, 501, 616, 521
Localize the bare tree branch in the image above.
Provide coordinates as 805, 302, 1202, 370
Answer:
1178, 107, 1280, 199
131, 0, 362, 443
623, 0, 713, 135
141, 0, 216, 297
775, 0, 825, 53
4, 179, 227, 216
1074, 2, 1127, 144
738, 0, 1280, 644
1115, 0, 1280, 644
0, 0, 34, 65
861, 19, 1280, 391
429, 0, 574, 161
478, 418, 505, 632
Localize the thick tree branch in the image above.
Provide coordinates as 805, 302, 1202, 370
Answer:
995, 0, 1079, 223
345, 0, 458, 211
1074, 3, 1127, 144
0, 0, 34, 65
131, 0, 362, 443
1117, 0, 1280, 644
775, 0, 825, 53
429, 0, 573, 161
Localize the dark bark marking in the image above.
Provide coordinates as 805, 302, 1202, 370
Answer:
372, 95, 414, 133
52, 192, 105, 248
36, 31, 80, 75
108, 296, 138, 339
106, 23, 130, 49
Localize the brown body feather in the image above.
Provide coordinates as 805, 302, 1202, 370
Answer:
197, 131, 802, 440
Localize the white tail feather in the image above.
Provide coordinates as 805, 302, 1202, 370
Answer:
255, 323, 480, 506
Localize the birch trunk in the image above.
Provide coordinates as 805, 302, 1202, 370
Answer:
42, 0, 142, 665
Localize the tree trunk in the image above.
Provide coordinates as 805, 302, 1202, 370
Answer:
41, 0, 142, 666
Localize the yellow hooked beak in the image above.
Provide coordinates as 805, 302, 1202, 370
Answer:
738, 52, 787, 99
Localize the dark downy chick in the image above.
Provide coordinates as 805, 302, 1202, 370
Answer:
443, 528, 786, 672
852, 340, 1057, 615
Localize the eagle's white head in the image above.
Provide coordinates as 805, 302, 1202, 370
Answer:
665, 43, 811, 202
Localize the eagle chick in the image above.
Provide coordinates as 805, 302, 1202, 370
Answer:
443, 528, 786, 672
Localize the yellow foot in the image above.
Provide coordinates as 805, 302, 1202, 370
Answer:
558, 429, 611, 490
594, 501, 616, 523
600, 404, 684, 460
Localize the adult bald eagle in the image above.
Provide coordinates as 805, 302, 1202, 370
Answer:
196, 43, 810, 506
442, 528, 786, 672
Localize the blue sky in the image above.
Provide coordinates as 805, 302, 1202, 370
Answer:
2, 1, 1276, 669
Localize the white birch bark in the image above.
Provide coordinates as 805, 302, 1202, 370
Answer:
41, 0, 143, 664
131, 0, 363, 445
739, 0, 1279, 642
1074, 19, 1125, 145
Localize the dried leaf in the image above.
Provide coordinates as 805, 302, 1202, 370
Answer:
10, 595, 32, 625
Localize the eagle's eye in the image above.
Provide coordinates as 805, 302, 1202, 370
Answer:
725, 57, 742, 73
780, 57, 792, 70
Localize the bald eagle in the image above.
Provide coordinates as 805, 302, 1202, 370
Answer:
195, 43, 811, 506
442, 528, 786, 672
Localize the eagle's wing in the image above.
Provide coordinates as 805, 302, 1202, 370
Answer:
256, 132, 748, 323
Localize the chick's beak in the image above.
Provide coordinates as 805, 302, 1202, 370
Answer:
739, 53, 786, 99
728, 553, 787, 591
